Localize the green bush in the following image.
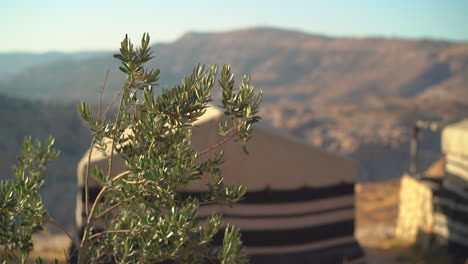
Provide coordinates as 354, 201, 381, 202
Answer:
0, 33, 262, 264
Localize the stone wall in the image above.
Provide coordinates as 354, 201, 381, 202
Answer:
395, 175, 434, 243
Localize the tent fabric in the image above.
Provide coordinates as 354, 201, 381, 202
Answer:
75, 105, 363, 263
442, 119, 468, 157
188, 107, 357, 191
443, 119, 468, 188
194, 189, 361, 262
395, 119, 468, 261
432, 120, 468, 260
445, 154, 468, 189
432, 181, 468, 260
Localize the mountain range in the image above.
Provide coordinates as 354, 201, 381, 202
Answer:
1, 28, 467, 104
0, 51, 107, 78
0, 27, 467, 228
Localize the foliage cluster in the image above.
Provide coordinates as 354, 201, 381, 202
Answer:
0, 33, 261, 264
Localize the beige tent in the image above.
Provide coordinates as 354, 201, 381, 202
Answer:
442, 119, 468, 189
76, 106, 364, 263
437, 119, 468, 260
396, 119, 468, 262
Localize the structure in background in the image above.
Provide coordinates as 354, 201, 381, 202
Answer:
76, 105, 365, 264
396, 119, 468, 262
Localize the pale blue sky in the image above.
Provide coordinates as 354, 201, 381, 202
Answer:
1, 0, 467, 52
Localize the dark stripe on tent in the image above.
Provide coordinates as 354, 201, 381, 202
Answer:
420, 177, 443, 186
182, 183, 354, 204
198, 205, 354, 219
434, 203, 468, 226
438, 186, 468, 206
212, 219, 355, 247
445, 173, 468, 190
249, 241, 364, 264
448, 240, 468, 260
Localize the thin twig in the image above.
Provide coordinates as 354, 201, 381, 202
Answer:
198, 132, 237, 156
95, 202, 122, 219
112, 170, 131, 182
84, 71, 109, 218
122, 179, 146, 184
63, 248, 70, 264
44, 217, 74, 242
101, 90, 121, 120
88, 229, 134, 240
199, 199, 225, 205
7, 213, 74, 243
78, 170, 129, 263
84, 170, 129, 224
107, 79, 133, 184
84, 140, 95, 217
98, 69, 110, 118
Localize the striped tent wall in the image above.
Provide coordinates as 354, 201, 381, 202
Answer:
396, 119, 468, 261
396, 176, 468, 261
436, 119, 468, 261
187, 184, 363, 263
75, 106, 365, 263
432, 181, 468, 260
445, 154, 468, 189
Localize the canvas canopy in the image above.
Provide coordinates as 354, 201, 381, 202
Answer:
78, 106, 357, 189
442, 119, 468, 157
442, 119, 468, 189
76, 105, 364, 263
189, 106, 357, 189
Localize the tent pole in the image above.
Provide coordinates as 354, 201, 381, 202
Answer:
410, 125, 419, 177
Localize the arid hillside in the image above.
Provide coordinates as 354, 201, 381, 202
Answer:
0, 28, 467, 229
1, 28, 467, 104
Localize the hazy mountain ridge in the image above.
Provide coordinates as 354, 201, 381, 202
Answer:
1, 27, 467, 184
1, 28, 466, 103
1, 28, 467, 229
0, 51, 109, 78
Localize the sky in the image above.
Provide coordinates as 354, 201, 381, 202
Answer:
1, 0, 467, 52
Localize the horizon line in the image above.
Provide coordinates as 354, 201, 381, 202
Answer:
1, 26, 467, 54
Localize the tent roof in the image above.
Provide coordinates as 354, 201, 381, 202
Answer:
442, 119, 468, 157
78, 105, 357, 191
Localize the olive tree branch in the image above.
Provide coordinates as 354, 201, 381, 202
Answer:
88, 229, 135, 240
78, 170, 130, 264
198, 131, 238, 156
95, 202, 122, 219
